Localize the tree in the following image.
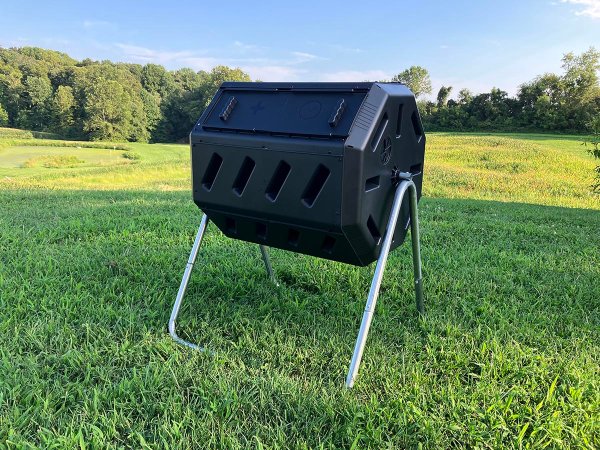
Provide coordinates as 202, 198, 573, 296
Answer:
0, 103, 8, 126
457, 88, 473, 105
141, 63, 175, 98
18, 75, 53, 130
76, 63, 148, 141
436, 86, 453, 108
48, 85, 75, 136
584, 115, 600, 192
392, 66, 432, 99
561, 47, 600, 129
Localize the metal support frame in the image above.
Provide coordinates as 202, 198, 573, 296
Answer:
345, 179, 423, 387
168, 214, 277, 351
168, 179, 423, 388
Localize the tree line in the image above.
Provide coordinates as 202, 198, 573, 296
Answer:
393, 48, 599, 134
0, 46, 250, 142
0, 46, 598, 142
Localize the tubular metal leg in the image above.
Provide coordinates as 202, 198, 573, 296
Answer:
345, 180, 423, 388
408, 185, 424, 315
168, 215, 279, 351
259, 245, 278, 285
168, 214, 209, 351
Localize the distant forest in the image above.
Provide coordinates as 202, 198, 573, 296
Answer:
0, 46, 598, 142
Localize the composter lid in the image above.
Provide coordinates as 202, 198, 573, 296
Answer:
201, 82, 373, 139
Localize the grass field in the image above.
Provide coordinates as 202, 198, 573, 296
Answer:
0, 132, 598, 448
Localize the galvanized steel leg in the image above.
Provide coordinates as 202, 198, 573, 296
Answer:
168, 215, 278, 351
259, 244, 278, 285
345, 180, 424, 388
408, 184, 424, 315
168, 214, 209, 351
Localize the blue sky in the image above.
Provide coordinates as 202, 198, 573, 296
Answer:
1, 0, 598, 99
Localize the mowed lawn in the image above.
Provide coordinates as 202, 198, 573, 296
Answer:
0, 133, 598, 448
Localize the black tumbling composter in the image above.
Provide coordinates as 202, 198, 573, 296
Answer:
170, 82, 427, 387
190, 82, 425, 266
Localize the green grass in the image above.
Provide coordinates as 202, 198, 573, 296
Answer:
0, 133, 598, 448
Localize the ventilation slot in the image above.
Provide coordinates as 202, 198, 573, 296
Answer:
396, 104, 404, 136
411, 111, 423, 142
202, 153, 223, 191
225, 217, 237, 235
370, 113, 388, 151
266, 161, 291, 202
301, 164, 330, 207
256, 222, 267, 240
232, 157, 255, 196
365, 175, 380, 192
321, 236, 336, 254
367, 215, 381, 245
288, 229, 300, 247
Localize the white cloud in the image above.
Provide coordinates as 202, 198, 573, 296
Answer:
114, 43, 316, 79
241, 65, 306, 81
83, 20, 115, 29
115, 43, 218, 70
233, 41, 265, 52
290, 51, 320, 63
320, 70, 391, 82
561, 0, 600, 18
114, 42, 326, 79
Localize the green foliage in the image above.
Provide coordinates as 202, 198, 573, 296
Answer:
0, 104, 9, 126
21, 154, 84, 168
0, 126, 33, 139
424, 48, 600, 134
392, 65, 432, 99
48, 85, 76, 137
0, 47, 252, 143
436, 85, 452, 107
122, 151, 141, 160
583, 115, 600, 191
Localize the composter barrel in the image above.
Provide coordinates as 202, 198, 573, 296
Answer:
190, 82, 425, 266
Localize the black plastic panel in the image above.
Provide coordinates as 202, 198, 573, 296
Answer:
203, 88, 368, 139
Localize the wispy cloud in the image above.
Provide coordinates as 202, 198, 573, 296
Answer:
290, 51, 321, 63
114, 43, 318, 80
242, 65, 307, 81
115, 43, 218, 70
83, 20, 116, 29
321, 70, 391, 82
233, 41, 265, 52
561, 0, 600, 18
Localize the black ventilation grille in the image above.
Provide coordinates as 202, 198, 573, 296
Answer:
365, 175, 380, 192
288, 228, 300, 247
371, 113, 388, 151
367, 215, 381, 245
202, 153, 223, 191
225, 217, 237, 234
266, 161, 291, 202
301, 164, 330, 207
321, 235, 336, 254
256, 222, 267, 240
411, 111, 423, 142
232, 157, 256, 196
396, 104, 404, 136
